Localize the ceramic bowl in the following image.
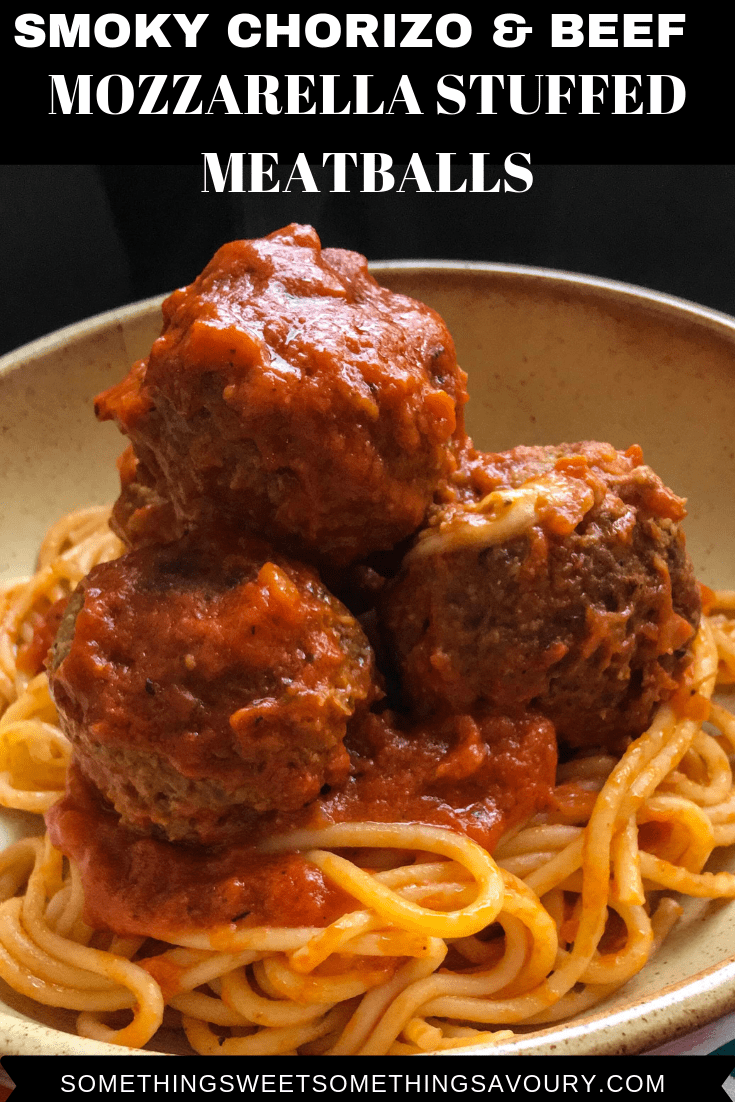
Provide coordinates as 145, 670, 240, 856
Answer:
1, 262, 735, 1056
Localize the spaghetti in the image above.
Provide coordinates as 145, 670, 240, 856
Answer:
1, 508, 735, 1055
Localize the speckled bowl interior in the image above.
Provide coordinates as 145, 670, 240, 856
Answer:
1, 263, 735, 1056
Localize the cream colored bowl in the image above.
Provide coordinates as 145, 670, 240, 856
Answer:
1, 263, 735, 1056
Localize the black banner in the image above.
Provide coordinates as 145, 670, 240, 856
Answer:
3, 1056, 735, 1101
2, 8, 723, 164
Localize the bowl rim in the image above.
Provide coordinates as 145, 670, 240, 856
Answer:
2, 261, 735, 1056
372, 259, 735, 333
2, 260, 734, 372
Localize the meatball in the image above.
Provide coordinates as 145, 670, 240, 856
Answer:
380, 442, 701, 751
95, 223, 467, 566
48, 532, 378, 844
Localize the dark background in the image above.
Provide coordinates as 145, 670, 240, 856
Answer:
4, 10, 731, 353
2, 162, 734, 356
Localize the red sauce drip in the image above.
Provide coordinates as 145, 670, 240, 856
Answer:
46, 711, 556, 938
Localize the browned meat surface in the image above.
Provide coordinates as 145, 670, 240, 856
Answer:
380, 442, 701, 751
110, 445, 180, 548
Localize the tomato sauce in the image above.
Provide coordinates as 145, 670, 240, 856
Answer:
46, 711, 556, 938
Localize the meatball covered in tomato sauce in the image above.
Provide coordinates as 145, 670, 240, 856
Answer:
95, 224, 467, 567
48, 532, 378, 844
380, 442, 701, 751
